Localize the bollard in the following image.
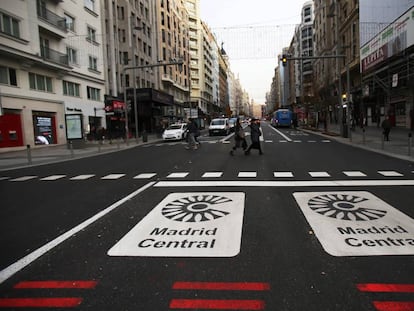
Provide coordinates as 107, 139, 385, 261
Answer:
409, 132, 412, 157
98, 140, 102, 152
69, 141, 74, 158
117, 139, 120, 149
26, 144, 32, 165
362, 128, 366, 145
381, 132, 384, 150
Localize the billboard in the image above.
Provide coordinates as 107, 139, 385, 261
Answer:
360, 6, 414, 73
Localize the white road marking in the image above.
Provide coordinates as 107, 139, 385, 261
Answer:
101, 174, 126, 180
0, 177, 10, 180
0, 182, 155, 284
70, 174, 95, 180
238, 172, 257, 178
309, 172, 331, 177
154, 180, 414, 187
343, 171, 367, 177
274, 172, 294, 178
308, 140, 317, 143
293, 140, 301, 143
268, 126, 293, 141
378, 171, 403, 177
265, 140, 273, 143
202, 172, 223, 178
321, 140, 331, 143
10, 176, 37, 182
167, 172, 189, 178
134, 173, 157, 179
40, 175, 66, 181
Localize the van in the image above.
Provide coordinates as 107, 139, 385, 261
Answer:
209, 118, 230, 136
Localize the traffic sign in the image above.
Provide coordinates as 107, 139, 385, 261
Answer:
108, 192, 245, 257
293, 191, 414, 256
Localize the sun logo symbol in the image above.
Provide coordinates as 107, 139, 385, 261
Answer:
161, 195, 232, 222
308, 194, 387, 221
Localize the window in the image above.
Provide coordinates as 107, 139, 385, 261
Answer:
63, 81, 80, 97
0, 12, 20, 37
0, 66, 17, 86
66, 47, 78, 65
64, 14, 75, 31
29, 73, 53, 92
88, 56, 98, 71
87, 86, 100, 100
87, 26, 96, 43
84, 0, 95, 12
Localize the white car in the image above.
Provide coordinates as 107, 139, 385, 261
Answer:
162, 123, 188, 141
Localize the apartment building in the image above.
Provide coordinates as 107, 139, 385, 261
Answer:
0, 0, 105, 149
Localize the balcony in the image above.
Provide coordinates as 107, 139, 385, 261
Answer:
40, 45, 69, 66
37, 6, 67, 38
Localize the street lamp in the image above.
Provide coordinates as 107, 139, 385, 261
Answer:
132, 20, 143, 143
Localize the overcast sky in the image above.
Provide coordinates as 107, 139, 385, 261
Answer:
200, 0, 308, 104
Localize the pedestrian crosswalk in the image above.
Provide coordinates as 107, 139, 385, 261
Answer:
140, 139, 332, 147
1, 170, 413, 182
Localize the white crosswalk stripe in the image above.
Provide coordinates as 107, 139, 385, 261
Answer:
101, 174, 126, 180
343, 171, 367, 177
10, 176, 37, 181
40, 175, 66, 181
167, 172, 189, 178
70, 174, 95, 180
238, 172, 257, 178
378, 170, 404, 177
133, 173, 157, 179
309, 172, 331, 177
274, 172, 294, 178
202, 172, 223, 178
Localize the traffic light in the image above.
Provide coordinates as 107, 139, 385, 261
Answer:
281, 54, 287, 67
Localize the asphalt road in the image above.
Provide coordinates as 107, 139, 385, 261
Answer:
0, 122, 413, 310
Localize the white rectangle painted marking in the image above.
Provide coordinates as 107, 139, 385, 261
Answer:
273, 172, 294, 178
321, 140, 331, 143
378, 171, 403, 177
202, 172, 223, 178
293, 191, 414, 256
238, 172, 257, 178
0, 177, 9, 181
134, 173, 157, 179
167, 172, 189, 178
108, 192, 245, 257
309, 172, 331, 178
101, 174, 126, 180
343, 171, 367, 177
70, 174, 95, 180
40, 175, 66, 181
10, 176, 37, 182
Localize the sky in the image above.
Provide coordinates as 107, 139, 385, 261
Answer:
200, 0, 308, 104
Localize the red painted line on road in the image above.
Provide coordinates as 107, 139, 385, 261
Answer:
169, 299, 265, 310
373, 301, 414, 311
172, 281, 270, 291
0, 297, 82, 308
14, 280, 97, 289
357, 283, 414, 293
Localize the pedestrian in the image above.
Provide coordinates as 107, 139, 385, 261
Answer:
230, 118, 247, 155
185, 118, 198, 150
381, 115, 391, 141
245, 118, 263, 155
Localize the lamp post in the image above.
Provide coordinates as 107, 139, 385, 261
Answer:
131, 19, 143, 143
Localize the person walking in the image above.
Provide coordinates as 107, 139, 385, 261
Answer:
381, 115, 391, 141
230, 118, 247, 155
185, 118, 199, 150
245, 118, 263, 155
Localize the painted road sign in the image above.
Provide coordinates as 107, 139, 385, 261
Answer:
293, 191, 414, 256
108, 192, 245, 257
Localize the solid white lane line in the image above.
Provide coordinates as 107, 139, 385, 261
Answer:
154, 180, 414, 187
0, 182, 155, 284
268, 125, 293, 141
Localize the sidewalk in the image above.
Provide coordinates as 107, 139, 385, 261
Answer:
303, 123, 414, 163
0, 134, 163, 171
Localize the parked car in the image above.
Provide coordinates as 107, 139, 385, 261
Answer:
162, 123, 188, 141
209, 118, 230, 136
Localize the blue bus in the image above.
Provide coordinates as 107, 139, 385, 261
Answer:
271, 109, 293, 127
